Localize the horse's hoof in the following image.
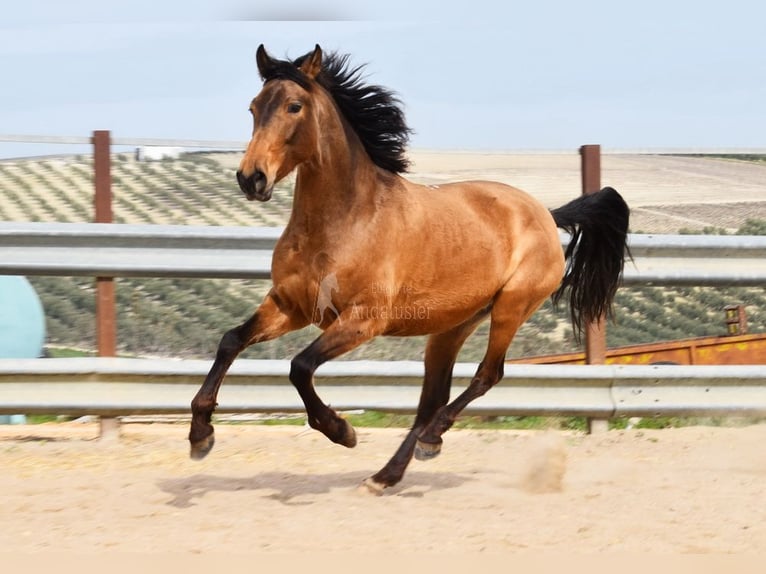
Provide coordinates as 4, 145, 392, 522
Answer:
414, 437, 442, 461
189, 432, 215, 460
357, 477, 386, 496
335, 418, 357, 448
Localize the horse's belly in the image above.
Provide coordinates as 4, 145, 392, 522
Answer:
379, 305, 487, 337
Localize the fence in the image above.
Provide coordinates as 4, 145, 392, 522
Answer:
1, 358, 764, 419
2, 222, 766, 284
4, 132, 766, 356
1, 222, 765, 434
1, 134, 765, 435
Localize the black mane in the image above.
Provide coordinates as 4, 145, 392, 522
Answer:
260, 50, 411, 174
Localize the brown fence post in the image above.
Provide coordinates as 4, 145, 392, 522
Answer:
93, 130, 116, 358
579, 144, 609, 433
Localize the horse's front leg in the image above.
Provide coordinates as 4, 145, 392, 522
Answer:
189, 291, 306, 459
288, 312, 380, 448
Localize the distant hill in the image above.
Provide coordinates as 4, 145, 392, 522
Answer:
1, 151, 764, 360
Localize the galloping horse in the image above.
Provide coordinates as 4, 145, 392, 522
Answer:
189, 44, 630, 494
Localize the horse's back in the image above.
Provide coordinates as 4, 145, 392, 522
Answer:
449, 179, 564, 286
398, 177, 565, 297
436, 179, 553, 217
408, 178, 560, 254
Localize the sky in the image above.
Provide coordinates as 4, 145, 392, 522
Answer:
1, 0, 765, 158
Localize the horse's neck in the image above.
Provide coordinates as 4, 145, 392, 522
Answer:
289, 137, 380, 236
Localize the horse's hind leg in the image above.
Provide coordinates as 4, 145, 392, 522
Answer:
361, 311, 488, 494
189, 292, 304, 460
415, 289, 547, 458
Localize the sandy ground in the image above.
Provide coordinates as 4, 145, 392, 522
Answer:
1, 422, 765, 554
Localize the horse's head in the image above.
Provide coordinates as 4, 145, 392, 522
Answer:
236, 44, 325, 202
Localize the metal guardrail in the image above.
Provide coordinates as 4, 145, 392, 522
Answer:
0, 222, 277, 279
624, 234, 766, 286
1, 223, 765, 425
2, 222, 766, 285
1, 358, 764, 418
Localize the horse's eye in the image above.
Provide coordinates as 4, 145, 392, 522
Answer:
287, 102, 303, 114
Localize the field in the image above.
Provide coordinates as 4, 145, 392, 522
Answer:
1, 151, 766, 360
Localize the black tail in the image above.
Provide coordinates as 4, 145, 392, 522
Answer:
550, 186, 630, 339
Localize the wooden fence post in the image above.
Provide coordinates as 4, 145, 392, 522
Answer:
580, 144, 609, 433
92, 130, 116, 358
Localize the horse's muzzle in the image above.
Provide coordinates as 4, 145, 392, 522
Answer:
236, 169, 273, 202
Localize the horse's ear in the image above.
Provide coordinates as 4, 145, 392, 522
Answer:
299, 44, 323, 79
256, 44, 276, 81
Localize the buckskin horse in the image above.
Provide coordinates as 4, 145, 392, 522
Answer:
189, 44, 630, 494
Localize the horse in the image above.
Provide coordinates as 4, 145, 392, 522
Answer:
189, 44, 630, 494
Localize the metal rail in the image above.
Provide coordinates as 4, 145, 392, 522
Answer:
2, 222, 766, 285
1, 358, 764, 418
0, 222, 277, 279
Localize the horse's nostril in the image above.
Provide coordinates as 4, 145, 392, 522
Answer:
237, 170, 266, 189
237, 169, 271, 200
